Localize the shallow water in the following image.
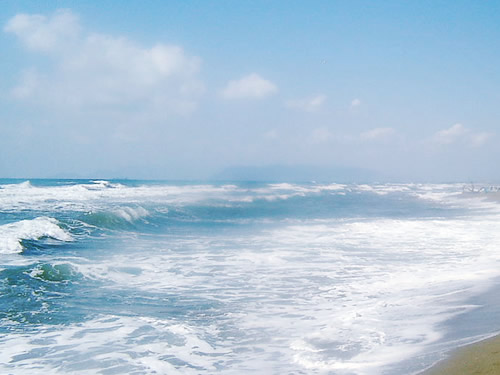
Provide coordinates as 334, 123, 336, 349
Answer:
0, 179, 499, 374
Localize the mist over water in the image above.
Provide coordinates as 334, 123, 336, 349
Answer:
0, 179, 499, 374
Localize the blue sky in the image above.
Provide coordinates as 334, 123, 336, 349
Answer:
1, 1, 499, 181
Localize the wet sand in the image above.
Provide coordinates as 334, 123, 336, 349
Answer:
421, 334, 500, 375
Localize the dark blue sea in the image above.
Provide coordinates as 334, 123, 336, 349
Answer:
1, 179, 499, 374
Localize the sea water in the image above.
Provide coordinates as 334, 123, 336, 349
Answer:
0, 179, 499, 375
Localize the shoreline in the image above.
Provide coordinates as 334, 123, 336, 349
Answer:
419, 333, 500, 375
413, 275, 500, 375
415, 192, 500, 374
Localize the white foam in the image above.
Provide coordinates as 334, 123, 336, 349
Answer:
264, 216, 500, 373
112, 206, 150, 222
72, 209, 500, 374
0, 182, 242, 212
0, 315, 225, 375
0, 217, 73, 254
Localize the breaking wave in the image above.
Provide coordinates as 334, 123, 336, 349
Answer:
0, 217, 73, 254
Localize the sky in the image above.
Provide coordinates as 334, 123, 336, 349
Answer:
1, 1, 499, 181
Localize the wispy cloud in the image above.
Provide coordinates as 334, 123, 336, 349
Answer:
285, 94, 326, 112
432, 123, 492, 147
470, 132, 492, 147
5, 9, 203, 115
221, 73, 277, 99
350, 98, 361, 108
432, 123, 467, 144
360, 127, 395, 141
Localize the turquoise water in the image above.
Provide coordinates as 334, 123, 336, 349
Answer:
0, 179, 499, 374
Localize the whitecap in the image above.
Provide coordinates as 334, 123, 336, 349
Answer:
0, 217, 73, 254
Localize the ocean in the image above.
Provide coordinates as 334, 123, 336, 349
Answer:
0, 179, 499, 374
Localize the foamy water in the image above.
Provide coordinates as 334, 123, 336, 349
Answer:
0, 179, 499, 374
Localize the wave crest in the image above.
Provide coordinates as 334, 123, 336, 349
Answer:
0, 180, 33, 189
0, 217, 73, 254
82, 206, 151, 229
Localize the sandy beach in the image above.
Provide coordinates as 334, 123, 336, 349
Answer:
420, 334, 500, 375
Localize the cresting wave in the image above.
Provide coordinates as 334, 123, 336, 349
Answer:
82, 206, 151, 229
0, 217, 73, 254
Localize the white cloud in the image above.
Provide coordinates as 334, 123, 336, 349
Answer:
4, 9, 80, 52
285, 94, 326, 112
433, 123, 467, 144
432, 123, 493, 147
221, 73, 277, 99
5, 9, 203, 116
470, 132, 492, 147
350, 98, 361, 108
360, 127, 395, 141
